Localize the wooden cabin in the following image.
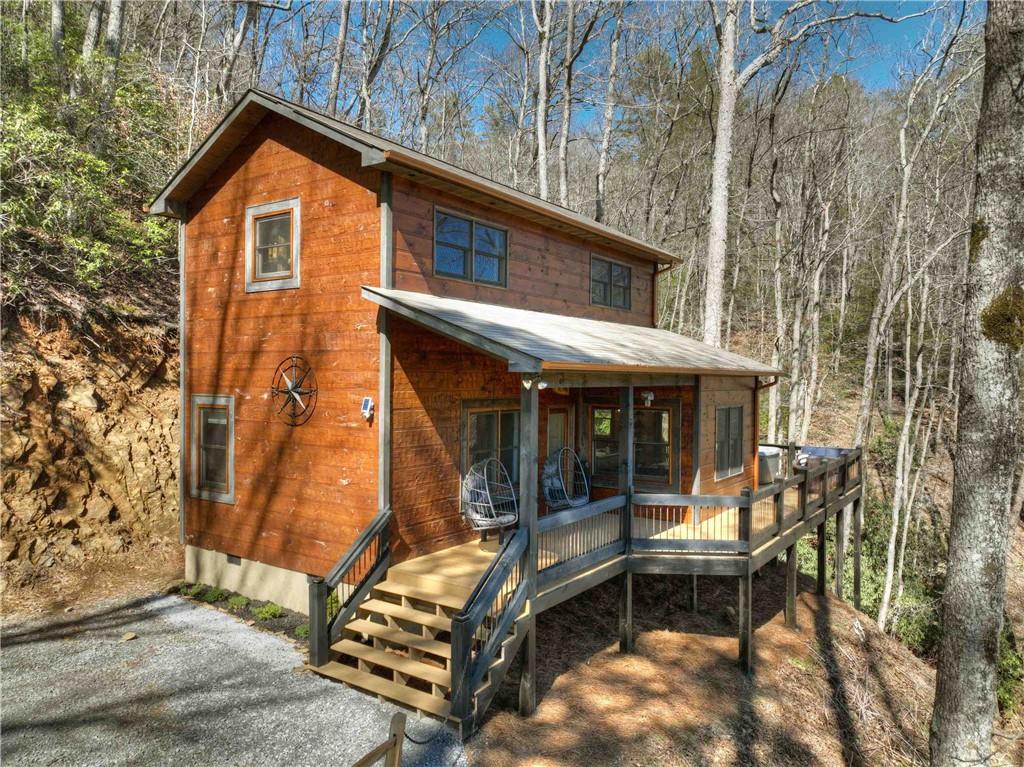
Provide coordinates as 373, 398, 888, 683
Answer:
151, 90, 863, 736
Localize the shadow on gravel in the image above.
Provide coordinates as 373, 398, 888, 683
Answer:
1, 594, 190, 647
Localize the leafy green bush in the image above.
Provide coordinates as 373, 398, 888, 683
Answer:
199, 587, 228, 604
294, 624, 310, 640
253, 602, 284, 621
998, 626, 1024, 717
180, 583, 205, 598
227, 595, 250, 611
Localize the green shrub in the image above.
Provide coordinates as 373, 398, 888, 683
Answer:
997, 626, 1024, 717
294, 624, 310, 640
181, 583, 205, 598
227, 595, 250, 611
200, 587, 228, 604
253, 602, 284, 621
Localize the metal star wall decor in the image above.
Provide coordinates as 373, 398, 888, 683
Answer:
271, 355, 318, 427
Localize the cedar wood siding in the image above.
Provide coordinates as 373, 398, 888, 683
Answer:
183, 113, 382, 577
391, 175, 655, 325
697, 375, 759, 496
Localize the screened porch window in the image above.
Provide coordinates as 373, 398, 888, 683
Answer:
466, 408, 520, 482
715, 405, 744, 480
590, 406, 620, 480
634, 408, 671, 483
435, 210, 507, 286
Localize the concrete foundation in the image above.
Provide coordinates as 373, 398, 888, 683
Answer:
185, 545, 309, 615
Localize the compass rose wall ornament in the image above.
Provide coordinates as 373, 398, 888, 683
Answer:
271, 355, 318, 427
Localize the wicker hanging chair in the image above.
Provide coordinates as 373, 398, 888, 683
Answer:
542, 447, 591, 512
461, 458, 519, 532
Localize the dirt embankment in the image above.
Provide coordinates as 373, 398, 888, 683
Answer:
1, 315, 181, 605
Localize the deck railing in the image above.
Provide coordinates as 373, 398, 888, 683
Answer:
449, 527, 529, 730
307, 506, 393, 667
537, 494, 627, 587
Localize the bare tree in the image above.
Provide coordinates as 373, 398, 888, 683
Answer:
327, 0, 352, 117
594, 0, 626, 222
929, 2, 1024, 763
531, 0, 553, 200
50, 0, 65, 93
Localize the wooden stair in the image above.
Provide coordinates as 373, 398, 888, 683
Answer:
311, 570, 527, 731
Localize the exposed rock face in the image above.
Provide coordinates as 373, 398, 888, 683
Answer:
1, 317, 179, 586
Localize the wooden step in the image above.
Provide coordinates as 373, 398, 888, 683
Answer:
372, 579, 466, 612
358, 598, 453, 633
333, 639, 451, 688
386, 569, 477, 601
344, 618, 452, 659
313, 661, 452, 719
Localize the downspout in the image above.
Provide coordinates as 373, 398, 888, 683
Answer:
178, 208, 188, 544
378, 172, 394, 514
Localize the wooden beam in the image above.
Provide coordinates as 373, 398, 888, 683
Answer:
628, 554, 747, 577
538, 372, 696, 389
785, 543, 798, 629
853, 495, 863, 610
518, 376, 539, 716
816, 522, 827, 596
618, 571, 633, 652
535, 556, 626, 613
834, 505, 846, 601
738, 572, 753, 674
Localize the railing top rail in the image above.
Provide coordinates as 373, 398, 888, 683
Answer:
323, 506, 393, 587
538, 494, 626, 533
458, 528, 527, 625
633, 492, 749, 508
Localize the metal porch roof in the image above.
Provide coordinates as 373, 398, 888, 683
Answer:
361, 287, 782, 377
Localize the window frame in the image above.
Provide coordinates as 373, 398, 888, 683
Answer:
590, 255, 632, 310
460, 399, 521, 487
714, 405, 745, 481
632, 406, 673, 485
191, 394, 235, 504
588, 404, 621, 486
245, 197, 301, 293
433, 206, 509, 288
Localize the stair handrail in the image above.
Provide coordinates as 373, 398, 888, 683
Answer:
449, 527, 529, 731
308, 506, 393, 667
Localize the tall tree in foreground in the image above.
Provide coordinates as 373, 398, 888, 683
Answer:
929, 2, 1024, 764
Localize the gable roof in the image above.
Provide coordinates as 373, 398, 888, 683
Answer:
148, 90, 677, 265
361, 286, 781, 377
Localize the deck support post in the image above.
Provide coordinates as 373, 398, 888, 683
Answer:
853, 494, 863, 610
785, 544, 798, 629
517, 375, 539, 717
738, 570, 753, 674
816, 521, 827, 596
834, 505, 846, 600
307, 576, 330, 667
618, 571, 633, 652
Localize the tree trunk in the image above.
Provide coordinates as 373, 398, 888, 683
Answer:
702, 0, 738, 347
930, 3, 1024, 764
99, 0, 125, 96
327, 0, 352, 118
81, 0, 104, 62
218, 1, 257, 104
556, 0, 574, 207
50, 0, 65, 93
533, 0, 553, 201
594, 2, 623, 223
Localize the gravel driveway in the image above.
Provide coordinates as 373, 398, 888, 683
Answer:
1, 594, 467, 767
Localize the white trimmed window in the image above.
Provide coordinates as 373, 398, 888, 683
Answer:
245, 198, 300, 292
191, 395, 235, 503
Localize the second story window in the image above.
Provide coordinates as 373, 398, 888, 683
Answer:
245, 198, 300, 292
435, 210, 507, 287
591, 257, 631, 310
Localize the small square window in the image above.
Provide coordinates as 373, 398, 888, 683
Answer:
434, 210, 507, 286
591, 257, 630, 309
245, 198, 300, 292
191, 395, 234, 503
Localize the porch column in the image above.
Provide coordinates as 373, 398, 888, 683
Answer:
785, 543, 798, 629
816, 522, 827, 596
618, 385, 634, 653
517, 375, 539, 716
834, 506, 846, 600
738, 569, 753, 674
853, 495, 863, 610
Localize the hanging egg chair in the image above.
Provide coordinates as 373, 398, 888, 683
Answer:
461, 458, 519, 532
542, 447, 591, 512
